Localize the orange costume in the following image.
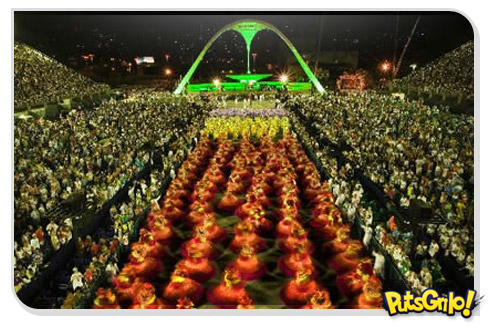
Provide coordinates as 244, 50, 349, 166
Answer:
229, 221, 266, 254
175, 256, 216, 283
301, 289, 335, 309
130, 283, 170, 309
163, 271, 204, 304
280, 270, 322, 308
207, 267, 253, 309
121, 244, 163, 281
336, 260, 381, 298
348, 279, 384, 309
229, 246, 266, 281
92, 288, 120, 309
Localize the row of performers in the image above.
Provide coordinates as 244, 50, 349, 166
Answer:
92, 135, 383, 309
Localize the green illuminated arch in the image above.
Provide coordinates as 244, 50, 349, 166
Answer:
174, 19, 325, 94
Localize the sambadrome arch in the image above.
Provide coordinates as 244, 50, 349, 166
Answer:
174, 19, 326, 94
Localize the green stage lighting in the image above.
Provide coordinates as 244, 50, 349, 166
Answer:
174, 19, 325, 95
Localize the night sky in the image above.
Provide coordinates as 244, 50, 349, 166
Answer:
14, 12, 473, 78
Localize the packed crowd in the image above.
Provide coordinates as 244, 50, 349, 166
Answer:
14, 93, 210, 294
286, 92, 474, 289
14, 217, 74, 294
59, 112, 203, 308
61, 168, 169, 308
13, 36, 474, 306
14, 42, 110, 109
392, 41, 474, 101
291, 116, 448, 295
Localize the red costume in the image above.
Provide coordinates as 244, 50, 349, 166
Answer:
235, 201, 262, 220
181, 235, 216, 260
175, 257, 216, 283
138, 230, 166, 259
204, 166, 227, 186
217, 192, 245, 211
195, 219, 227, 244
160, 203, 186, 222
130, 283, 170, 309
310, 202, 341, 230
163, 272, 204, 304
278, 250, 316, 278
327, 242, 365, 274
336, 260, 379, 298
186, 208, 214, 228
301, 289, 335, 309
122, 244, 163, 280
279, 226, 314, 254
176, 297, 196, 309
348, 280, 384, 309
229, 222, 266, 254
322, 226, 358, 256
190, 184, 217, 203
275, 217, 298, 239
207, 267, 252, 309
92, 288, 120, 309
112, 272, 137, 303
229, 246, 266, 281
151, 220, 175, 245
281, 270, 321, 308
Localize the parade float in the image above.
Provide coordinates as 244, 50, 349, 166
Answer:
336, 72, 366, 94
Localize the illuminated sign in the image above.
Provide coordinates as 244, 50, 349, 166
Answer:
134, 56, 155, 65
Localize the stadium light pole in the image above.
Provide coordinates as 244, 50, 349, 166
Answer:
213, 78, 221, 91
252, 53, 257, 72
379, 61, 391, 79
